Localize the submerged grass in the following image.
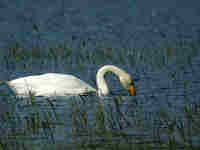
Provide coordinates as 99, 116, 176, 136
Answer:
0, 89, 200, 150
0, 38, 199, 149
1, 38, 199, 73
1, 95, 199, 150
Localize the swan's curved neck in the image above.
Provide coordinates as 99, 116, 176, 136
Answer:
96, 65, 127, 96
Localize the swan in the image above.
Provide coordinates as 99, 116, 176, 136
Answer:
0, 65, 136, 97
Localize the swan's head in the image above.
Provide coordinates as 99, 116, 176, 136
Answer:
96, 65, 136, 96
119, 73, 136, 96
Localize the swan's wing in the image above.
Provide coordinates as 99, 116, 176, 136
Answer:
7, 73, 96, 97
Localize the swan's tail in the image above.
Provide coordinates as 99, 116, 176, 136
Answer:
0, 80, 16, 97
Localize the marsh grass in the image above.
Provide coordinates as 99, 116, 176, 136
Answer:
0, 38, 199, 149
0, 94, 62, 150
0, 91, 199, 150
67, 97, 200, 150
1, 38, 199, 73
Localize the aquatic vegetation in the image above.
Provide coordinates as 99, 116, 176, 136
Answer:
0, 38, 199, 149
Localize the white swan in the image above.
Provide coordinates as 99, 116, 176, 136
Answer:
1, 65, 135, 97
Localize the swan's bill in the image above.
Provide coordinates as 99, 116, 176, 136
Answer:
129, 83, 135, 96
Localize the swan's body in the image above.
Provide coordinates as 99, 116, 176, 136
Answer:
6, 73, 97, 97
2, 65, 135, 97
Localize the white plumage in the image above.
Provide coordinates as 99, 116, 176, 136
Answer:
3, 65, 135, 97
8, 73, 96, 97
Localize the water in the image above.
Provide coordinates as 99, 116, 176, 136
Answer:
0, 55, 200, 149
1, 86, 199, 149
0, 0, 200, 148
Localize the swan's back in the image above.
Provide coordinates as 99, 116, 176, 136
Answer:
7, 73, 96, 97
